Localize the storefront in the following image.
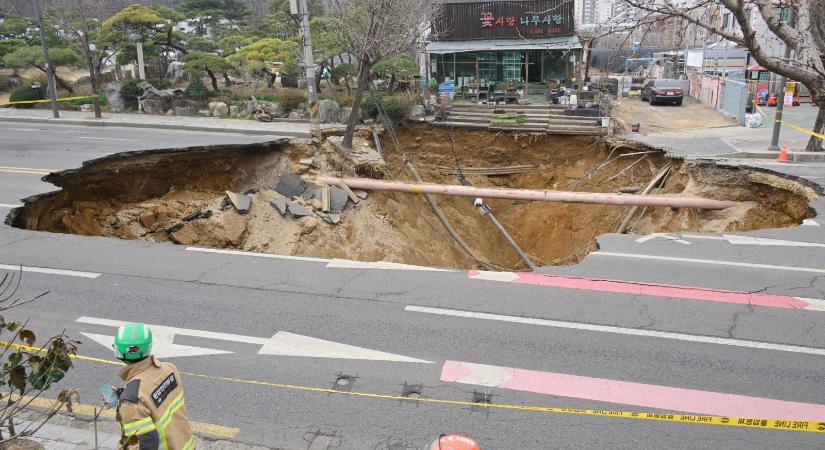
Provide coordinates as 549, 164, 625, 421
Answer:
427, 0, 581, 97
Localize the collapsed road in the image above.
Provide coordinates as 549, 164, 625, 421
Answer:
6, 124, 816, 270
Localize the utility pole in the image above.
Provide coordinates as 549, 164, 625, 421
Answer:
33, 0, 59, 118
291, 0, 321, 138
768, 8, 793, 151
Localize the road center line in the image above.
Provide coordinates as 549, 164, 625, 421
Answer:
0, 263, 101, 279
184, 246, 331, 263
591, 251, 825, 274
405, 305, 825, 356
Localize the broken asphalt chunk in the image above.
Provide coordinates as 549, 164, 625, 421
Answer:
270, 198, 288, 216
225, 191, 252, 214
275, 174, 307, 198
286, 201, 313, 218
329, 186, 348, 214
353, 189, 368, 200
301, 182, 323, 201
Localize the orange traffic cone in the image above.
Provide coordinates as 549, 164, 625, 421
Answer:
777, 144, 788, 163
430, 435, 480, 450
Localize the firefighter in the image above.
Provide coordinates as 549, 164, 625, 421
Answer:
113, 323, 193, 450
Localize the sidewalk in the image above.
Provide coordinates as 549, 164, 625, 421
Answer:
0, 108, 315, 138
624, 118, 825, 162
14, 410, 273, 450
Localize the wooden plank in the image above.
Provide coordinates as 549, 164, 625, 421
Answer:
338, 183, 361, 204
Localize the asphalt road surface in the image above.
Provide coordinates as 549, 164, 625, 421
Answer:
2, 124, 825, 449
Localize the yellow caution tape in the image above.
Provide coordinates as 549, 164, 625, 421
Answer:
752, 101, 825, 140
0, 95, 96, 106
4, 341, 824, 434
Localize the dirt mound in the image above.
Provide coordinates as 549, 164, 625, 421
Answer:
8, 125, 814, 270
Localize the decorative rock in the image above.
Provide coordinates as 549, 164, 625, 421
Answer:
410, 104, 425, 118
141, 99, 166, 115
275, 174, 307, 198
165, 108, 175, 116
269, 103, 285, 118
318, 99, 341, 124
287, 201, 313, 218
270, 198, 288, 216
229, 105, 240, 116
288, 111, 302, 120
246, 100, 258, 114
198, 109, 212, 117
212, 102, 229, 117
80, 104, 92, 112
174, 106, 197, 116
338, 107, 352, 124
208, 101, 218, 113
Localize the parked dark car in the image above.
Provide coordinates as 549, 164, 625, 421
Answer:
641, 79, 684, 106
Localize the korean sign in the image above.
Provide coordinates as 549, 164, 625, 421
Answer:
433, 0, 574, 41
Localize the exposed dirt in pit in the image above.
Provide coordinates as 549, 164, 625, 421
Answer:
7, 125, 817, 270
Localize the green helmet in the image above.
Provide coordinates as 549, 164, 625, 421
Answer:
113, 323, 153, 360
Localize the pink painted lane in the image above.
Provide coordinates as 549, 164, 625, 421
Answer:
442, 361, 825, 421
467, 270, 817, 310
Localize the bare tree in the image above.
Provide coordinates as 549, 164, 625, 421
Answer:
46, 0, 128, 119
615, 0, 825, 151
328, 0, 444, 149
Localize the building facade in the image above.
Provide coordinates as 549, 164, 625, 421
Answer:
426, 0, 582, 92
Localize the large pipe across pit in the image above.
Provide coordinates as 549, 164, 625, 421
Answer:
317, 176, 737, 210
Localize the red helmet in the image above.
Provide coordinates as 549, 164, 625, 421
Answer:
430, 435, 480, 450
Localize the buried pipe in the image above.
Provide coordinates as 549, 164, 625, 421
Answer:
316, 176, 738, 210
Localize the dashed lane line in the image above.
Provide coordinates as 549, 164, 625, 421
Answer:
0, 263, 101, 278
405, 305, 825, 357
4, 341, 824, 435
591, 251, 825, 274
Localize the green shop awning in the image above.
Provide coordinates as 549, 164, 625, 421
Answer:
426, 36, 582, 54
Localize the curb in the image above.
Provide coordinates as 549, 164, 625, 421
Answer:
0, 116, 311, 138
716, 151, 825, 163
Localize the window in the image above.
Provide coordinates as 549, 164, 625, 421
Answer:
722, 13, 730, 29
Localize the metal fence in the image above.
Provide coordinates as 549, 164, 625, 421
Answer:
719, 79, 748, 125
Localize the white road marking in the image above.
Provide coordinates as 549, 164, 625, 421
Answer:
4, 128, 40, 132
77, 316, 432, 362
796, 297, 825, 312
0, 264, 101, 278
405, 305, 825, 356
74, 136, 139, 142
0, 203, 22, 208
634, 233, 691, 245
325, 259, 453, 272
803, 219, 820, 227
81, 332, 233, 358
591, 251, 825, 274
184, 246, 331, 263
682, 234, 825, 248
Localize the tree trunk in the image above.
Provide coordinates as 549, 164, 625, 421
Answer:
39, 67, 74, 94
205, 68, 219, 92
343, 58, 372, 149
90, 64, 101, 119
223, 71, 231, 87
806, 105, 825, 152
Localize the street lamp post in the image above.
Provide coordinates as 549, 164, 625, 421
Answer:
33, 0, 59, 118
291, 0, 320, 138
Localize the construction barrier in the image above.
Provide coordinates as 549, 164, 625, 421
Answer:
0, 95, 96, 106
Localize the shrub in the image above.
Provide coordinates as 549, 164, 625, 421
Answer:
120, 79, 144, 109
330, 63, 357, 85
146, 78, 170, 90
278, 88, 306, 111
361, 94, 407, 121
9, 84, 46, 109
185, 79, 209, 101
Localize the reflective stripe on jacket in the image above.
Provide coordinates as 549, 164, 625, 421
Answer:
117, 356, 194, 450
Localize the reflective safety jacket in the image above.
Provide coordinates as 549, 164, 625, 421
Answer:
117, 356, 194, 450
